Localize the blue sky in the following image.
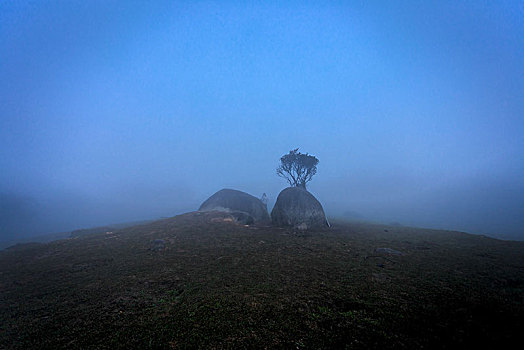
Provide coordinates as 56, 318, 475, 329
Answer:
1, 1, 523, 240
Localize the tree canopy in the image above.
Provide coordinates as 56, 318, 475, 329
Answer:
276, 148, 319, 189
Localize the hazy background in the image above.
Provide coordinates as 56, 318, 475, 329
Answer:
1, 1, 523, 243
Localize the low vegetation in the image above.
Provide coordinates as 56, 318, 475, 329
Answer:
1, 211, 523, 349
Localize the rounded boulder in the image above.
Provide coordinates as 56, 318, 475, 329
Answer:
199, 189, 270, 223
271, 187, 329, 228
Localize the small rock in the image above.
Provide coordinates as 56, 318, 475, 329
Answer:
296, 223, 308, 231
150, 239, 166, 251
372, 272, 389, 282
375, 247, 404, 256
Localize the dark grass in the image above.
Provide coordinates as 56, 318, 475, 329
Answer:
1, 211, 523, 349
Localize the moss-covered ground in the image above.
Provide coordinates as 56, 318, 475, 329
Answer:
1, 211, 523, 349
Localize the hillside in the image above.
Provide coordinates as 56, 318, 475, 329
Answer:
1, 211, 523, 349
0, 231, 71, 251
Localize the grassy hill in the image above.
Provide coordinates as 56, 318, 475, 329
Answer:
1, 211, 523, 349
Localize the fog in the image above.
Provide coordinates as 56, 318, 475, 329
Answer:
1, 1, 523, 243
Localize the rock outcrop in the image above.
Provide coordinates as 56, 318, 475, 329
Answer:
199, 189, 270, 224
271, 187, 329, 229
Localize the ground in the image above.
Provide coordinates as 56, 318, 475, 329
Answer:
1, 211, 523, 349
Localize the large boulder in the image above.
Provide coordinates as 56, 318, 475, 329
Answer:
271, 187, 329, 228
199, 189, 270, 224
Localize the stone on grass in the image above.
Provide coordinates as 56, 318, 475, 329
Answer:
199, 189, 270, 224
150, 239, 166, 251
296, 223, 308, 231
271, 187, 329, 229
375, 247, 404, 256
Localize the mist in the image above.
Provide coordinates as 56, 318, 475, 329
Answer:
1, 1, 523, 243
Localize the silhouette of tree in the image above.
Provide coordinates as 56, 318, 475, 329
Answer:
277, 148, 319, 189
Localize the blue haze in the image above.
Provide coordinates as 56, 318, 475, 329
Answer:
1, 1, 523, 242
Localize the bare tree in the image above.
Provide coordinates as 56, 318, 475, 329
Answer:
276, 148, 319, 189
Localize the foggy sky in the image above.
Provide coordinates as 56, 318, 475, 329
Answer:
1, 1, 523, 242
